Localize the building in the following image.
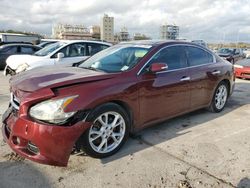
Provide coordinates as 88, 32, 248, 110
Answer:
160, 24, 179, 40
89, 25, 101, 39
133, 33, 151, 40
52, 23, 92, 40
116, 27, 130, 42
100, 14, 114, 42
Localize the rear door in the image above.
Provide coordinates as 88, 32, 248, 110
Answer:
138, 45, 190, 127
185, 46, 222, 109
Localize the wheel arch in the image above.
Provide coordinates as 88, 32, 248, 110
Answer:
220, 79, 231, 95
85, 100, 134, 132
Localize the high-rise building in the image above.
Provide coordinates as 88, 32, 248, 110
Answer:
100, 14, 114, 42
118, 27, 130, 41
160, 24, 179, 40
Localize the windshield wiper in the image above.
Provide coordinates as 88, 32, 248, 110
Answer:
81, 66, 105, 72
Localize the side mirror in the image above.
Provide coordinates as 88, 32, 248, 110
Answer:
149, 63, 168, 73
57, 52, 64, 61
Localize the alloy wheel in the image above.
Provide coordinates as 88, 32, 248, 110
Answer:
215, 85, 228, 110
88, 111, 126, 154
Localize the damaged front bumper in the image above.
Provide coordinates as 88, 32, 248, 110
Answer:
2, 105, 91, 166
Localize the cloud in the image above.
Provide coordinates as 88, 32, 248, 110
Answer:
0, 0, 249, 42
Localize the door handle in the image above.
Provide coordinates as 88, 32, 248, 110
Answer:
180, 76, 190, 81
211, 70, 221, 75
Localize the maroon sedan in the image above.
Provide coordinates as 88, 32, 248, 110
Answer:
2, 41, 234, 166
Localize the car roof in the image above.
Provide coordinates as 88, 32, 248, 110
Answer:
120, 40, 174, 46
119, 40, 208, 48
57, 40, 112, 46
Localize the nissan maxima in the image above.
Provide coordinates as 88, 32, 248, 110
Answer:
2, 40, 234, 166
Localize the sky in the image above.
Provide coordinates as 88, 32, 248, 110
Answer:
0, 0, 250, 43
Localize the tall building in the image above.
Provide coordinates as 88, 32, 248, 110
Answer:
52, 23, 92, 40
100, 14, 114, 42
160, 24, 179, 40
117, 27, 130, 41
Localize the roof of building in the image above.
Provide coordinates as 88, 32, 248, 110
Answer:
0, 43, 40, 48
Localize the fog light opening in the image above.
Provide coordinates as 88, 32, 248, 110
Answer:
12, 136, 21, 145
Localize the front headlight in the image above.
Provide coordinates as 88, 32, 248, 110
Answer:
29, 95, 78, 124
16, 63, 29, 73
234, 65, 243, 68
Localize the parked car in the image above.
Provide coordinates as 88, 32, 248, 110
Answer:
191, 40, 207, 48
37, 39, 59, 48
4, 40, 112, 76
217, 48, 245, 64
234, 57, 250, 79
0, 43, 41, 70
2, 41, 234, 166
243, 48, 250, 58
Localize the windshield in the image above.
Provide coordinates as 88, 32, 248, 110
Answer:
218, 48, 233, 54
34, 42, 65, 56
79, 45, 151, 73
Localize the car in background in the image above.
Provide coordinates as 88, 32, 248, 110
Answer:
37, 39, 59, 48
234, 57, 250, 79
243, 48, 250, 58
0, 43, 41, 70
2, 40, 234, 166
191, 40, 207, 48
4, 40, 112, 75
217, 48, 245, 64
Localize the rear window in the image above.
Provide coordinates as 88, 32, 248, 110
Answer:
21, 46, 34, 54
186, 46, 214, 66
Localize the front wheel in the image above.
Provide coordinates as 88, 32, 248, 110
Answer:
209, 82, 228, 113
82, 103, 130, 158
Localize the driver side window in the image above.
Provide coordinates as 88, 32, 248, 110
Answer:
146, 46, 187, 71
52, 43, 86, 58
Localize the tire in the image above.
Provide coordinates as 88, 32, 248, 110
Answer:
209, 81, 229, 113
81, 103, 130, 158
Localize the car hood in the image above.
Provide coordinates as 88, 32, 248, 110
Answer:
10, 66, 114, 92
6, 54, 44, 69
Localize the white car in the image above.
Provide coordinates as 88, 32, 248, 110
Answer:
4, 40, 112, 76
243, 48, 250, 58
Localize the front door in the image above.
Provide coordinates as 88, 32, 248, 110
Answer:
55, 43, 88, 66
138, 45, 190, 127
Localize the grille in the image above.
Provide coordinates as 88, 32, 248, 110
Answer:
242, 73, 250, 76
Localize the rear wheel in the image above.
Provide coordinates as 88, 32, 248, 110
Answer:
209, 82, 228, 113
82, 103, 130, 158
